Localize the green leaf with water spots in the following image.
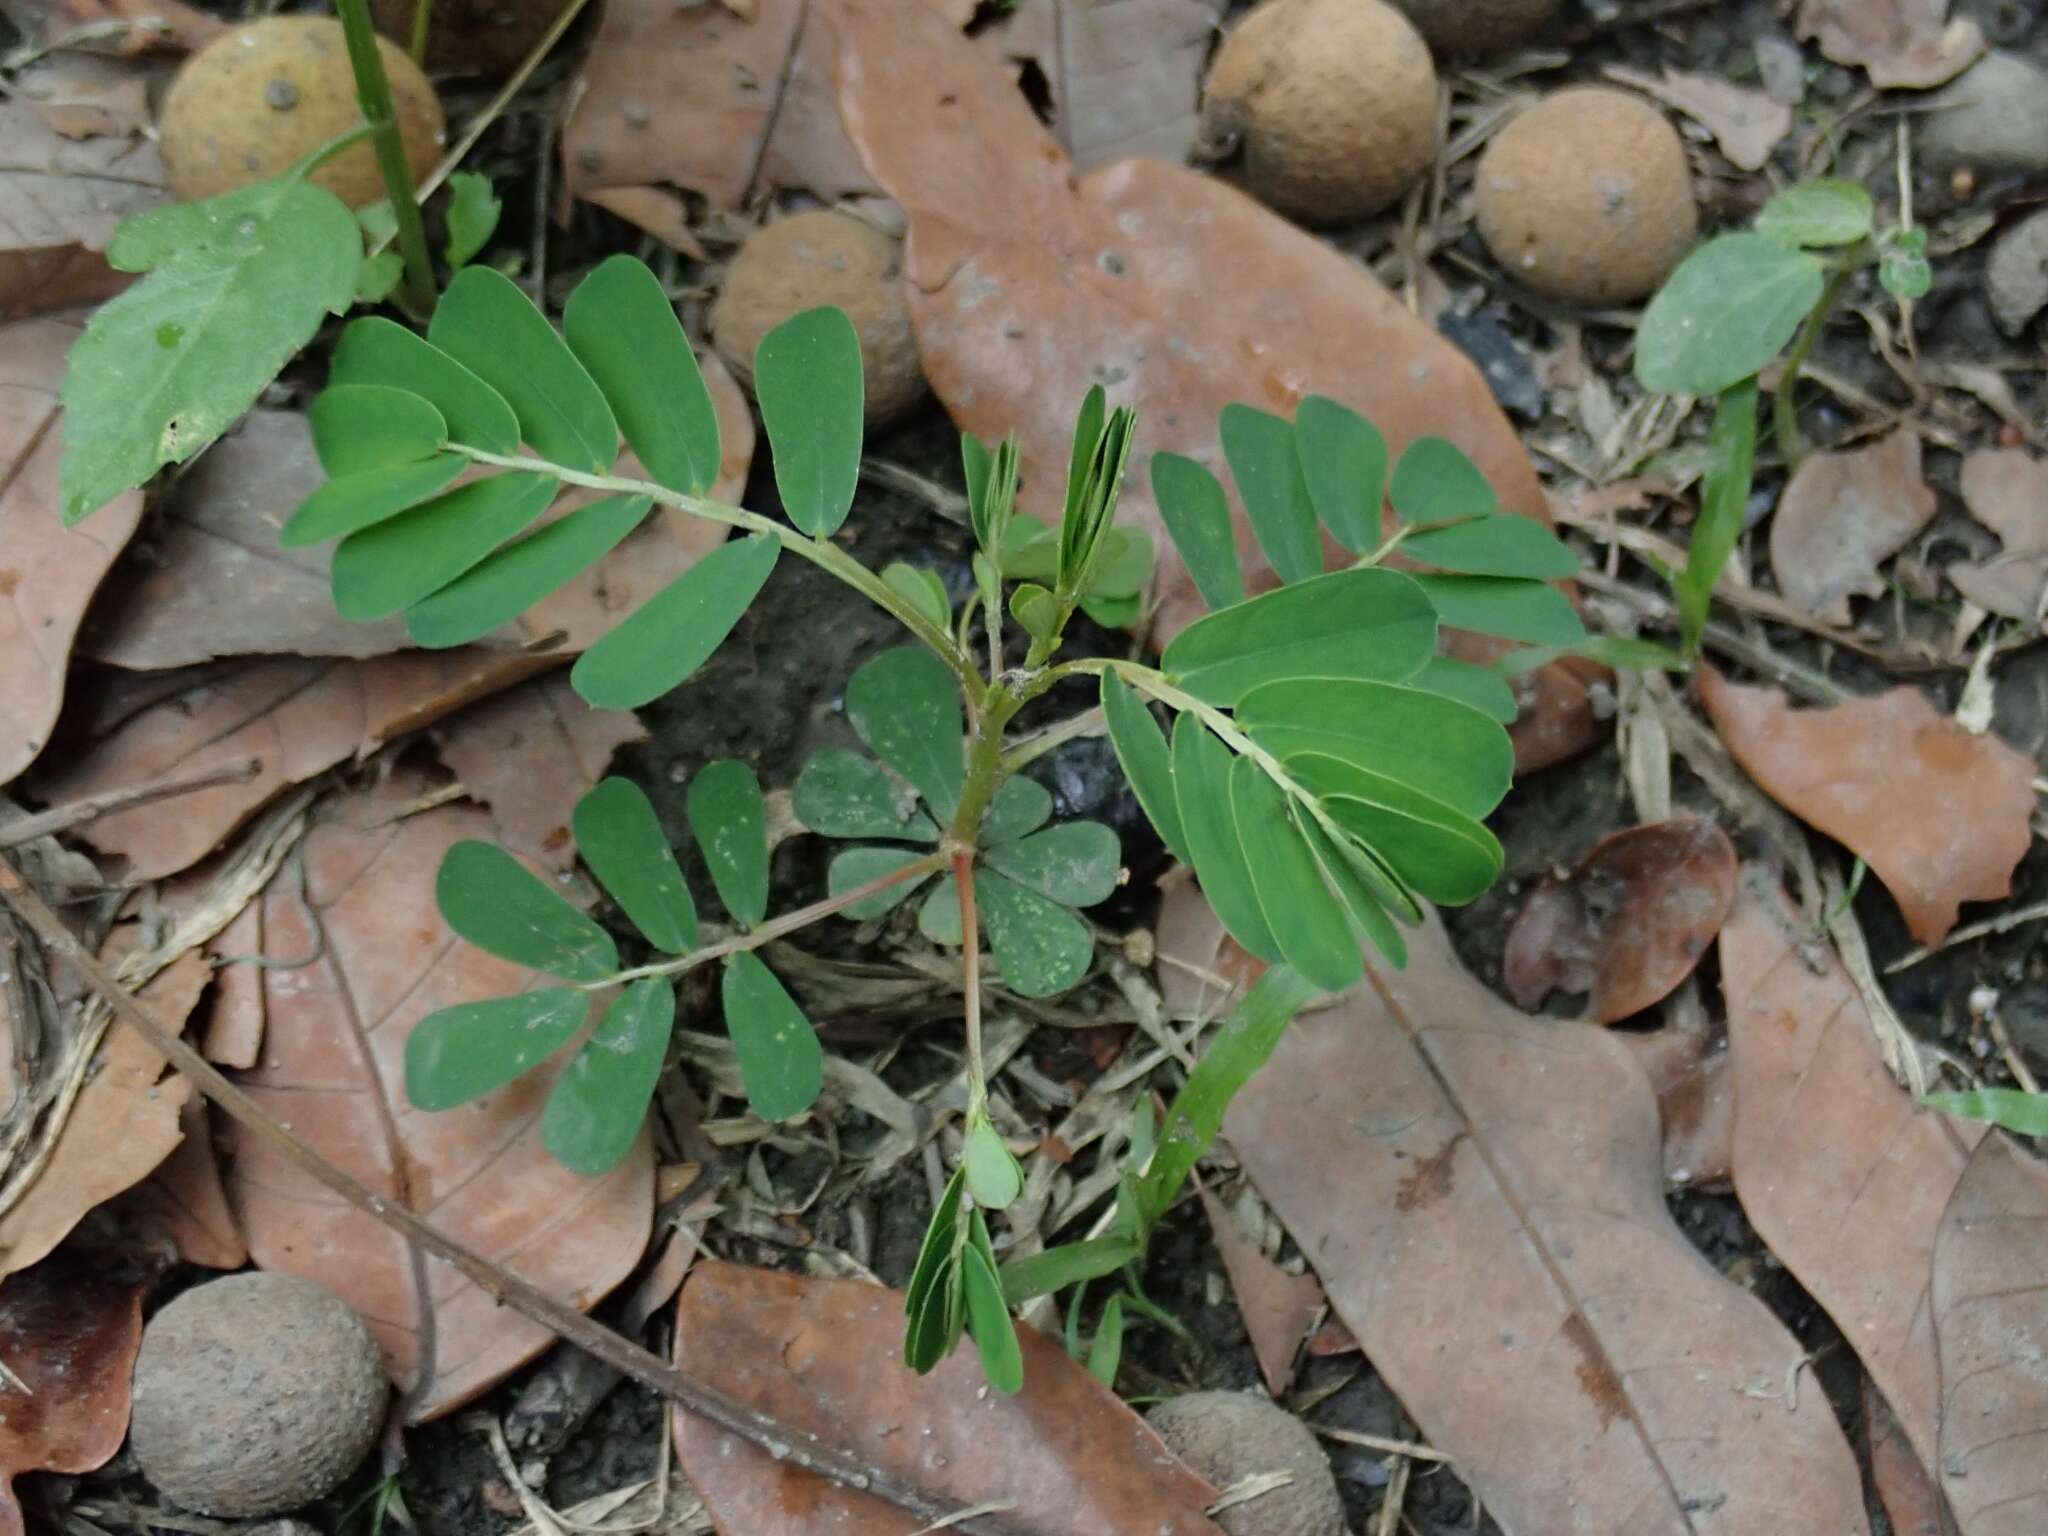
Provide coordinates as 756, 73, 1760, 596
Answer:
405, 989, 590, 1110
983, 821, 1120, 908
827, 846, 935, 918
846, 647, 965, 820
687, 759, 768, 930
543, 980, 674, 1175
721, 951, 823, 1121
571, 533, 779, 708
795, 748, 935, 840
430, 266, 618, 471
573, 777, 697, 953
436, 840, 618, 979
756, 306, 863, 536
981, 774, 1052, 846
975, 868, 1094, 998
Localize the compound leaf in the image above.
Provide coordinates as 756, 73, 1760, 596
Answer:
571, 532, 779, 709
1402, 515, 1578, 580
1413, 573, 1586, 645
1389, 436, 1499, 526
1150, 451, 1245, 612
1101, 671, 1190, 865
405, 493, 651, 648
280, 455, 469, 547
436, 840, 618, 980
563, 255, 722, 496
544, 979, 676, 1175
1636, 234, 1824, 397
1220, 402, 1320, 585
1295, 394, 1387, 554
795, 749, 936, 841
846, 647, 965, 820
405, 989, 591, 1111
975, 867, 1094, 998
984, 821, 1120, 908
310, 385, 445, 476
686, 759, 768, 930
1171, 714, 1281, 964
330, 471, 556, 620
330, 316, 520, 453
721, 951, 823, 1121
757, 306, 863, 537
1229, 755, 1361, 992
573, 777, 698, 953
1162, 566, 1436, 705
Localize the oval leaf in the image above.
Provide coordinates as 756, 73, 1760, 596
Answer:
563, 255, 722, 495
1754, 180, 1874, 248
1413, 573, 1587, 645
828, 846, 936, 918
974, 868, 1094, 998
757, 306, 863, 537
1401, 516, 1578, 580
1229, 755, 1362, 992
686, 759, 768, 930
845, 647, 966, 820
1295, 394, 1388, 554
311, 385, 446, 477
405, 989, 592, 1111
918, 874, 963, 944
1150, 451, 1246, 612
1412, 654, 1519, 723
1220, 402, 1321, 585
330, 315, 521, 453
331, 471, 557, 621
571, 532, 779, 709
436, 840, 619, 980
1389, 436, 1500, 526
1290, 752, 1504, 905
980, 774, 1053, 847
573, 777, 698, 953
1161, 566, 1437, 705
721, 951, 824, 1122
1171, 713, 1282, 963
1635, 234, 1825, 397
1100, 671, 1191, 865
964, 1116, 1024, 1210
794, 749, 936, 841
882, 562, 951, 632
983, 821, 1121, 908
962, 1243, 1024, 1395
405, 494, 651, 649
281, 454, 468, 547
543, 979, 676, 1175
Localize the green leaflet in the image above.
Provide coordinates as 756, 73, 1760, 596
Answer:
429, 266, 619, 472
756, 306, 863, 537
330, 316, 521, 453
827, 846, 935, 918
1229, 756, 1361, 992
964, 1115, 1024, 1210
1289, 752, 1503, 905
310, 385, 445, 476
1921, 1088, 2048, 1135
405, 989, 590, 1111
543, 979, 675, 1175
1753, 180, 1873, 248
687, 759, 768, 930
1170, 714, 1281, 964
975, 867, 1095, 998
982, 821, 1120, 908
563, 255, 723, 496
1635, 233, 1824, 397
917, 874, 963, 944
571, 533, 779, 708
1388, 436, 1499, 526
961, 1242, 1023, 1395
981, 774, 1053, 846
1057, 402, 1137, 596
436, 840, 618, 980
1100, 671, 1190, 864
1410, 654, 1519, 723
573, 777, 698, 953
1294, 804, 1408, 968
1150, 451, 1246, 613
444, 171, 503, 268
999, 1236, 1139, 1304
1161, 566, 1436, 705
1086, 1295, 1124, 1386
1295, 394, 1387, 554
1220, 402, 1321, 584
405, 494, 651, 649
905, 1164, 966, 1324
1412, 574, 1586, 646
795, 748, 936, 841
330, 471, 556, 620
59, 176, 361, 524
845, 647, 966, 820
721, 950, 823, 1121
1401, 516, 1578, 580
1676, 378, 1757, 658
281, 455, 468, 547
882, 562, 951, 632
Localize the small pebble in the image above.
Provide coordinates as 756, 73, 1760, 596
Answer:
1148, 1391, 1344, 1536
1920, 53, 2048, 175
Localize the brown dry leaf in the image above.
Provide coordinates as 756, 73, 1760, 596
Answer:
1197, 1185, 1321, 1399
0, 0, 223, 52
1503, 817, 1737, 1023
1931, 1134, 2048, 1535
1947, 447, 2048, 625
1218, 890, 1871, 1535
110, 1093, 246, 1269
1698, 668, 2037, 947
1717, 873, 1980, 1475
1618, 990, 1733, 1189
671, 1260, 1224, 1534
0, 1247, 152, 1536
433, 672, 647, 873
200, 901, 264, 1068
0, 316, 143, 786
1795, 0, 1983, 88
227, 768, 652, 1422
1768, 428, 1936, 625
1866, 1380, 1954, 1536
28, 649, 551, 880
0, 94, 163, 321
15, 55, 154, 140
0, 949, 207, 1281
1602, 65, 1792, 172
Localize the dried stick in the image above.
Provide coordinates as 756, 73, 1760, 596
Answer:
0, 757, 262, 850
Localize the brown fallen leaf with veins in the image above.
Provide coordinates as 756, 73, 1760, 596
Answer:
1601, 65, 1792, 172
1208, 878, 1872, 1535
1947, 447, 2048, 625
1503, 816, 1737, 1023
671, 1260, 1224, 1534
1698, 667, 2036, 947
108, 1092, 247, 1269
1794, 0, 1983, 88
226, 767, 652, 1422
1767, 428, 1936, 625
0, 1247, 154, 1536
1197, 1185, 1322, 1399
0, 317, 143, 785
0, 98, 164, 321
1717, 872, 1980, 1476
1930, 1133, 2048, 1536
1865, 1379, 1954, 1536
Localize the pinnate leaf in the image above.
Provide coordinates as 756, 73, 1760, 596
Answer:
1161, 566, 1436, 705
405, 990, 591, 1110
1220, 402, 1320, 584
571, 532, 779, 708
544, 980, 675, 1175
1100, 672, 1190, 864
330, 316, 520, 453
1295, 394, 1387, 553
281, 455, 468, 548
721, 951, 823, 1121
574, 778, 698, 953
687, 759, 768, 929
1150, 451, 1245, 612
756, 306, 863, 537
436, 840, 618, 980
845, 646, 965, 819
1635, 234, 1824, 396
404, 494, 652, 649
1401, 515, 1578, 579
330, 471, 556, 620
564, 255, 722, 495
1230, 755, 1361, 992
310, 385, 445, 476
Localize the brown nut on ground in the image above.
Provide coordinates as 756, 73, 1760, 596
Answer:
710, 210, 926, 428
1197, 0, 1438, 226
159, 16, 444, 209
373, 0, 561, 79
1385, 0, 1560, 56
130, 1273, 388, 1517
1475, 87, 1698, 304
1147, 1392, 1344, 1536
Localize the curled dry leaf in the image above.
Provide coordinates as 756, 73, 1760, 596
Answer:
1767, 428, 1936, 625
0, 94, 163, 321
1865, 1379, 1953, 1536
1617, 984, 1733, 1188
1601, 65, 1793, 172
1931, 1134, 2048, 1536
0, 1247, 153, 1536
1197, 1185, 1323, 1399
1717, 872, 1980, 1475
1698, 668, 2037, 947
1214, 884, 1871, 1536
1503, 816, 1737, 1023
227, 768, 652, 1422
1947, 448, 2048, 625
671, 1260, 1224, 1534
0, 317, 143, 787
1794, 0, 1983, 88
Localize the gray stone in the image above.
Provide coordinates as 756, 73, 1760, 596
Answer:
1988, 208, 2048, 335
1921, 53, 2048, 174
1147, 1391, 1345, 1536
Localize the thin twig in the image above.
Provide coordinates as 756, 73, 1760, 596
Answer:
1310, 1425, 1453, 1464
1885, 897, 2048, 973
0, 757, 262, 850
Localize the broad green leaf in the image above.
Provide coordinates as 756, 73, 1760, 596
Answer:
1000, 1237, 1139, 1304
571, 533, 779, 708
964, 1115, 1023, 1210
795, 748, 935, 840
984, 822, 1120, 908
1290, 752, 1503, 904
961, 1244, 1023, 1395
1170, 715, 1281, 964
543, 979, 675, 1175
796, 751, 935, 841
1295, 394, 1387, 554
1388, 436, 1499, 526
845, 646, 965, 820
1238, 678, 1512, 819
330, 316, 521, 453
572, 778, 697, 953
1220, 402, 1320, 584
1635, 234, 1824, 396
1922, 1088, 2048, 1135
436, 840, 619, 979
405, 989, 589, 1110
1413, 574, 1586, 645
1411, 654, 1518, 723
1009, 583, 1059, 645
1087, 1294, 1124, 1386
918, 874, 963, 944
281, 455, 468, 547
58, 177, 361, 523
1402, 515, 1578, 580
1295, 805, 1408, 969
1229, 756, 1362, 992
975, 868, 1094, 998
444, 171, 502, 268
756, 306, 863, 536
1161, 566, 1436, 705
1677, 377, 1757, 657
331, 472, 555, 620
1100, 672, 1191, 864
906, 1165, 966, 1322
828, 846, 935, 919
430, 266, 618, 471
310, 385, 445, 476
1754, 179, 1873, 247
404, 494, 650, 648
1150, 452, 1245, 612
563, 255, 722, 496
721, 950, 823, 1121
981, 775, 1053, 846
686, 759, 768, 929
882, 562, 951, 632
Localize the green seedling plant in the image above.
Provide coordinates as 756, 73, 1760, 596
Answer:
1633, 179, 1931, 659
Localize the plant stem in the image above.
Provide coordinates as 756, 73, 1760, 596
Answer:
953, 847, 986, 1118
291, 122, 379, 178
334, 0, 436, 316
407, 0, 433, 62
1774, 265, 1852, 474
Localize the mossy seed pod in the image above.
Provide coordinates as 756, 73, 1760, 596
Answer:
1475, 86, 1699, 304
1197, 0, 1439, 227
159, 16, 444, 209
